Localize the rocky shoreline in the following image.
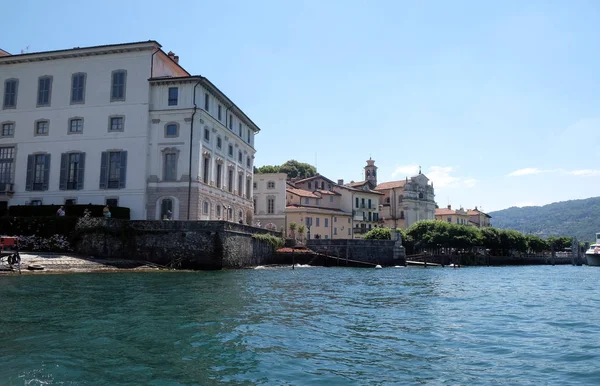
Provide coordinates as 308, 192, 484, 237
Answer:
0, 253, 165, 274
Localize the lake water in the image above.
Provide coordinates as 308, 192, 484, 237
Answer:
1, 265, 600, 385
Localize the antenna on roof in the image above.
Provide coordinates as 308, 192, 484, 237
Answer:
20, 45, 30, 54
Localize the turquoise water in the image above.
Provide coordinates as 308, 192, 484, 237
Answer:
1, 266, 600, 385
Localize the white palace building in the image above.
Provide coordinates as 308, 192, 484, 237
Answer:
0, 41, 259, 221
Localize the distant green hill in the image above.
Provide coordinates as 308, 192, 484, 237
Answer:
488, 196, 600, 243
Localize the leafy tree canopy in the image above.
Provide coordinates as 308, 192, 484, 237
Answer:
255, 160, 317, 179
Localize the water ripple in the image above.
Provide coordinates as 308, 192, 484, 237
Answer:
1, 266, 600, 384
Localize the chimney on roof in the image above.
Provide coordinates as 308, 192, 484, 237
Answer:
447, 205, 452, 210
167, 51, 178, 63
338, 179, 344, 185
475, 206, 478, 210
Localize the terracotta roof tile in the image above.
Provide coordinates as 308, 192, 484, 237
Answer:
286, 188, 319, 198
375, 180, 407, 190
435, 208, 455, 216
285, 205, 350, 214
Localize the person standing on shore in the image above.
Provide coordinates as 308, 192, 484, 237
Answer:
103, 205, 111, 218
56, 206, 65, 216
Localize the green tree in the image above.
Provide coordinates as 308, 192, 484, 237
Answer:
289, 222, 297, 239
363, 227, 392, 240
525, 235, 548, 254
547, 236, 572, 251
279, 160, 317, 179
297, 225, 306, 241
256, 165, 281, 174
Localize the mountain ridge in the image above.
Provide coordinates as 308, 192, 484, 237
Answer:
488, 196, 600, 242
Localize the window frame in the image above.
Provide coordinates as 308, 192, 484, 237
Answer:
34, 119, 49, 136
36, 76, 53, 107
68, 117, 84, 135
3, 79, 18, 109
163, 151, 178, 182
1, 121, 15, 138
217, 136, 222, 149
165, 122, 179, 138
168, 87, 178, 106
204, 128, 210, 142
228, 144, 233, 157
70, 72, 86, 105
110, 70, 127, 102
108, 115, 125, 132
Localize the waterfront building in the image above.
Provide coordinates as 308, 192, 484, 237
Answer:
435, 205, 470, 225
467, 207, 492, 227
0, 41, 259, 220
356, 160, 436, 229
252, 173, 287, 231
285, 179, 352, 240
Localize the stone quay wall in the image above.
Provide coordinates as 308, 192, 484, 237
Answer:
306, 238, 406, 266
74, 219, 282, 270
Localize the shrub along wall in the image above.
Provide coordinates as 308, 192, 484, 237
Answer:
8, 204, 130, 219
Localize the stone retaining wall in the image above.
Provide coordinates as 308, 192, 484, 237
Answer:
74, 219, 282, 270
306, 238, 406, 266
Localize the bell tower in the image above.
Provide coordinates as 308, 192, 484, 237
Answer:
364, 158, 378, 187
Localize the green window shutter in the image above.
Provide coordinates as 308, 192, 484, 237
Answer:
25, 155, 34, 191
59, 153, 68, 190
42, 154, 51, 191
99, 151, 108, 189
77, 152, 85, 190
119, 151, 127, 189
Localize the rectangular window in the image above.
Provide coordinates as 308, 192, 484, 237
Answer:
238, 174, 243, 196
204, 128, 210, 141
111, 70, 127, 101
203, 157, 209, 184
253, 199, 257, 214
109, 117, 124, 132
348, 228, 351, 235
204, 93, 209, 110
246, 156, 250, 168
100, 151, 127, 189
218, 105, 222, 121
168, 87, 178, 106
355, 197, 359, 208
238, 151, 242, 163
308, 182, 312, 189
246, 179, 251, 199
368, 199, 372, 209
33, 154, 47, 190
228, 145, 233, 157
216, 163, 222, 188
65, 198, 77, 206
66, 153, 81, 190
217, 137, 222, 149
228, 169, 233, 193
238, 122, 242, 136
3, 79, 18, 109
166, 123, 178, 137
316, 218, 320, 227
267, 198, 274, 214
330, 196, 333, 202
106, 198, 118, 207
0, 147, 15, 190
35, 120, 49, 136
31, 200, 42, 206
164, 153, 177, 181
325, 218, 329, 227
2, 123, 14, 137
368, 212, 372, 221
71, 73, 86, 104
69, 118, 83, 134
334, 227, 337, 235
306, 217, 311, 227
37, 76, 52, 106
305, 198, 310, 205
247, 129, 251, 143
229, 114, 232, 129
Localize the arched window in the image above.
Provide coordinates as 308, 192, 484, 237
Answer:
161, 198, 173, 220
366, 170, 370, 177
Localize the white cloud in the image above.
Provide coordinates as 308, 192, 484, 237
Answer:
568, 169, 600, 177
427, 166, 477, 188
508, 167, 600, 177
507, 167, 548, 177
391, 164, 420, 178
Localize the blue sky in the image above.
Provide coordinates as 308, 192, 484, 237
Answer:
4, 0, 599, 212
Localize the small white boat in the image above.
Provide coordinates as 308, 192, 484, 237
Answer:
585, 232, 600, 266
